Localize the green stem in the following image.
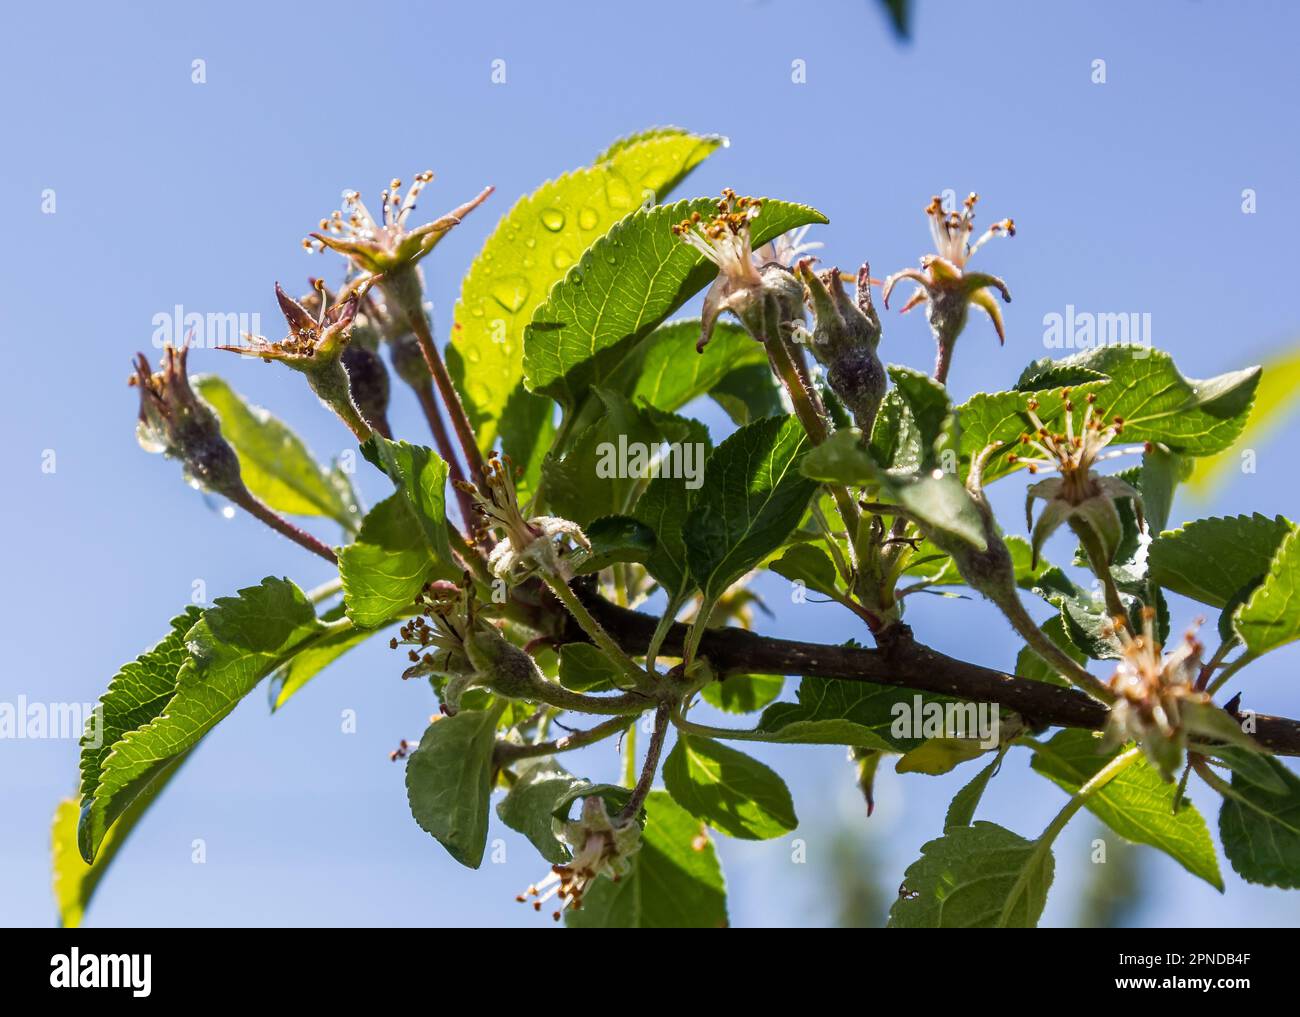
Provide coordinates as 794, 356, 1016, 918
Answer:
1206, 653, 1256, 697
622, 722, 638, 787
645, 595, 684, 676
810, 500, 853, 585
1048, 745, 1140, 842
993, 589, 1114, 703
672, 711, 782, 744
305, 361, 373, 444
494, 715, 633, 765
1070, 518, 1125, 619
999, 745, 1141, 926
542, 572, 648, 688
305, 577, 343, 604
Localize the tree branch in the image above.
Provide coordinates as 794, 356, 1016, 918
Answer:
567, 590, 1300, 757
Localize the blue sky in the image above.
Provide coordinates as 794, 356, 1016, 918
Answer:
3, 0, 1299, 927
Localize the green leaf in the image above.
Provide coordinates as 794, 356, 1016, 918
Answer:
802, 428, 988, 550
1030, 730, 1222, 889
801, 426, 875, 485
607, 319, 767, 414
1024, 347, 1260, 456
571, 515, 657, 576
339, 440, 457, 627
710, 362, 785, 425
888, 821, 1053, 928
567, 791, 728, 927
701, 674, 784, 714
1218, 757, 1300, 888
549, 781, 633, 824
448, 127, 723, 462
663, 734, 798, 840
632, 471, 693, 598
268, 615, 378, 712
53, 752, 189, 927
944, 752, 1006, 829
1014, 615, 1082, 687
756, 677, 931, 751
405, 709, 499, 868
192, 374, 358, 527
1209, 747, 1289, 795
685, 415, 817, 606
78, 608, 201, 816
770, 544, 840, 599
557, 643, 622, 693
79, 579, 331, 863
540, 388, 683, 526
523, 197, 826, 411
1149, 514, 1293, 609
1138, 445, 1187, 535
886, 365, 955, 471
1235, 528, 1300, 656
896, 738, 990, 776
960, 349, 1259, 489
370, 438, 455, 558
496, 759, 585, 864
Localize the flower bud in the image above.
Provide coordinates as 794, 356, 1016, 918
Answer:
341, 344, 393, 438
882, 193, 1013, 381
306, 173, 493, 280
388, 330, 432, 389
466, 625, 547, 701
797, 261, 885, 433
129, 344, 244, 498
673, 191, 808, 351
923, 444, 1018, 604
218, 283, 372, 440
297, 282, 394, 438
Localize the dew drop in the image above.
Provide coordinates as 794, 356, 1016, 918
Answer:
540, 207, 566, 232
490, 275, 531, 313
605, 174, 634, 210
578, 206, 600, 230
135, 421, 167, 454
551, 249, 574, 270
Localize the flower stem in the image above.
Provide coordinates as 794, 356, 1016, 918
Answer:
227, 487, 338, 565
618, 704, 669, 825
1206, 653, 1255, 697
934, 338, 956, 385
385, 269, 488, 493
997, 744, 1141, 926
494, 715, 633, 765
992, 588, 1114, 703
1070, 518, 1126, 619
410, 378, 480, 534
541, 572, 648, 688
763, 301, 867, 594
